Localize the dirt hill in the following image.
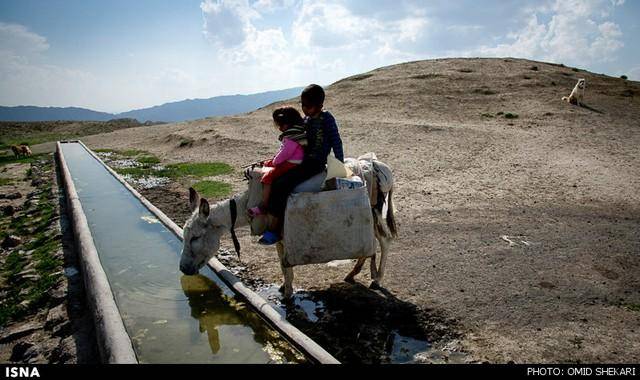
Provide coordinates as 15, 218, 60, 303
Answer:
78, 58, 640, 363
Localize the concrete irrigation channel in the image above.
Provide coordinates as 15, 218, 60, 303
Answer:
56, 141, 339, 364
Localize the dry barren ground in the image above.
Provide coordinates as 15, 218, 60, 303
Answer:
45, 58, 640, 363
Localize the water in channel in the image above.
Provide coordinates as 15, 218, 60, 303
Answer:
60, 142, 305, 363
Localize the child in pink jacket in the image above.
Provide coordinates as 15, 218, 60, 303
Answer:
249, 106, 307, 217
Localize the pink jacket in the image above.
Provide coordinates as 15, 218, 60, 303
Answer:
266, 137, 304, 166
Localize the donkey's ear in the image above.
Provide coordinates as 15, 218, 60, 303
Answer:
189, 187, 200, 212
199, 198, 210, 218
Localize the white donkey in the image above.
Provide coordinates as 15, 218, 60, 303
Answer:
179, 157, 397, 298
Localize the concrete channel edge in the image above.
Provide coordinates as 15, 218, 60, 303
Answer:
56, 141, 138, 364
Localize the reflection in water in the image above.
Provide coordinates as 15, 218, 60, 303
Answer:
61, 143, 306, 364
180, 275, 305, 362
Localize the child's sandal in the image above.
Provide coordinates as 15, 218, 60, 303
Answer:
258, 230, 280, 245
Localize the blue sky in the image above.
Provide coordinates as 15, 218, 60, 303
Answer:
0, 0, 638, 113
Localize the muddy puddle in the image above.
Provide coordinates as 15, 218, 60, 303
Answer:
252, 282, 467, 364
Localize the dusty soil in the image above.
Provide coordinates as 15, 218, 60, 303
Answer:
0, 156, 98, 363
47, 58, 640, 363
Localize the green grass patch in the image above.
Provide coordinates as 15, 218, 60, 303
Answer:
625, 303, 640, 312
0, 178, 13, 186
192, 180, 233, 198
137, 155, 161, 165
0, 153, 44, 167
504, 113, 519, 119
121, 149, 146, 157
165, 162, 233, 178
115, 167, 160, 178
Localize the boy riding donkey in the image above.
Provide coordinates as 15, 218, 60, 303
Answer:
259, 84, 344, 245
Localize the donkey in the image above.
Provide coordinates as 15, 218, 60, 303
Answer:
10, 145, 32, 158
11, 145, 21, 158
179, 156, 397, 298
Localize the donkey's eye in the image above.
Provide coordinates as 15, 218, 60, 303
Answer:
190, 236, 199, 244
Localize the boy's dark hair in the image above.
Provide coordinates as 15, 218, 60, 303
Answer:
272, 106, 304, 127
301, 84, 325, 107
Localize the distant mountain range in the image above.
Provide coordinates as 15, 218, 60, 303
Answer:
0, 87, 303, 122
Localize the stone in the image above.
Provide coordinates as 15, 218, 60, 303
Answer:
45, 304, 68, 330
0, 321, 45, 343
2, 204, 15, 216
49, 280, 68, 302
1, 235, 22, 249
49, 336, 76, 364
5, 192, 22, 200
10, 342, 39, 362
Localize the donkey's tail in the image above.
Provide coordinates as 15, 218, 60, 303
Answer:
386, 187, 398, 238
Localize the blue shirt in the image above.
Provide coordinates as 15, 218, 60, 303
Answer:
304, 110, 344, 165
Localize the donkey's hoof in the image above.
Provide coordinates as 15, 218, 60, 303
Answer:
278, 284, 293, 299
369, 281, 381, 290
343, 276, 355, 284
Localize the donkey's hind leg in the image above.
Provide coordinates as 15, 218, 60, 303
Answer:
370, 236, 389, 289
345, 237, 378, 283
344, 257, 367, 283
276, 242, 294, 298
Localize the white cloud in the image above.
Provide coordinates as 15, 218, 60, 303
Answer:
475, 0, 624, 65
199, 0, 430, 88
446, 24, 485, 35
0, 22, 49, 57
200, 0, 260, 47
252, 0, 297, 12
290, 1, 427, 49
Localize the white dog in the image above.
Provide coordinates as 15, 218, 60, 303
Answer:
562, 78, 586, 106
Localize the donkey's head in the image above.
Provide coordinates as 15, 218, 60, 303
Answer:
179, 188, 227, 275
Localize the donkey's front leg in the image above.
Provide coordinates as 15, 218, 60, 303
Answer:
276, 242, 294, 298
